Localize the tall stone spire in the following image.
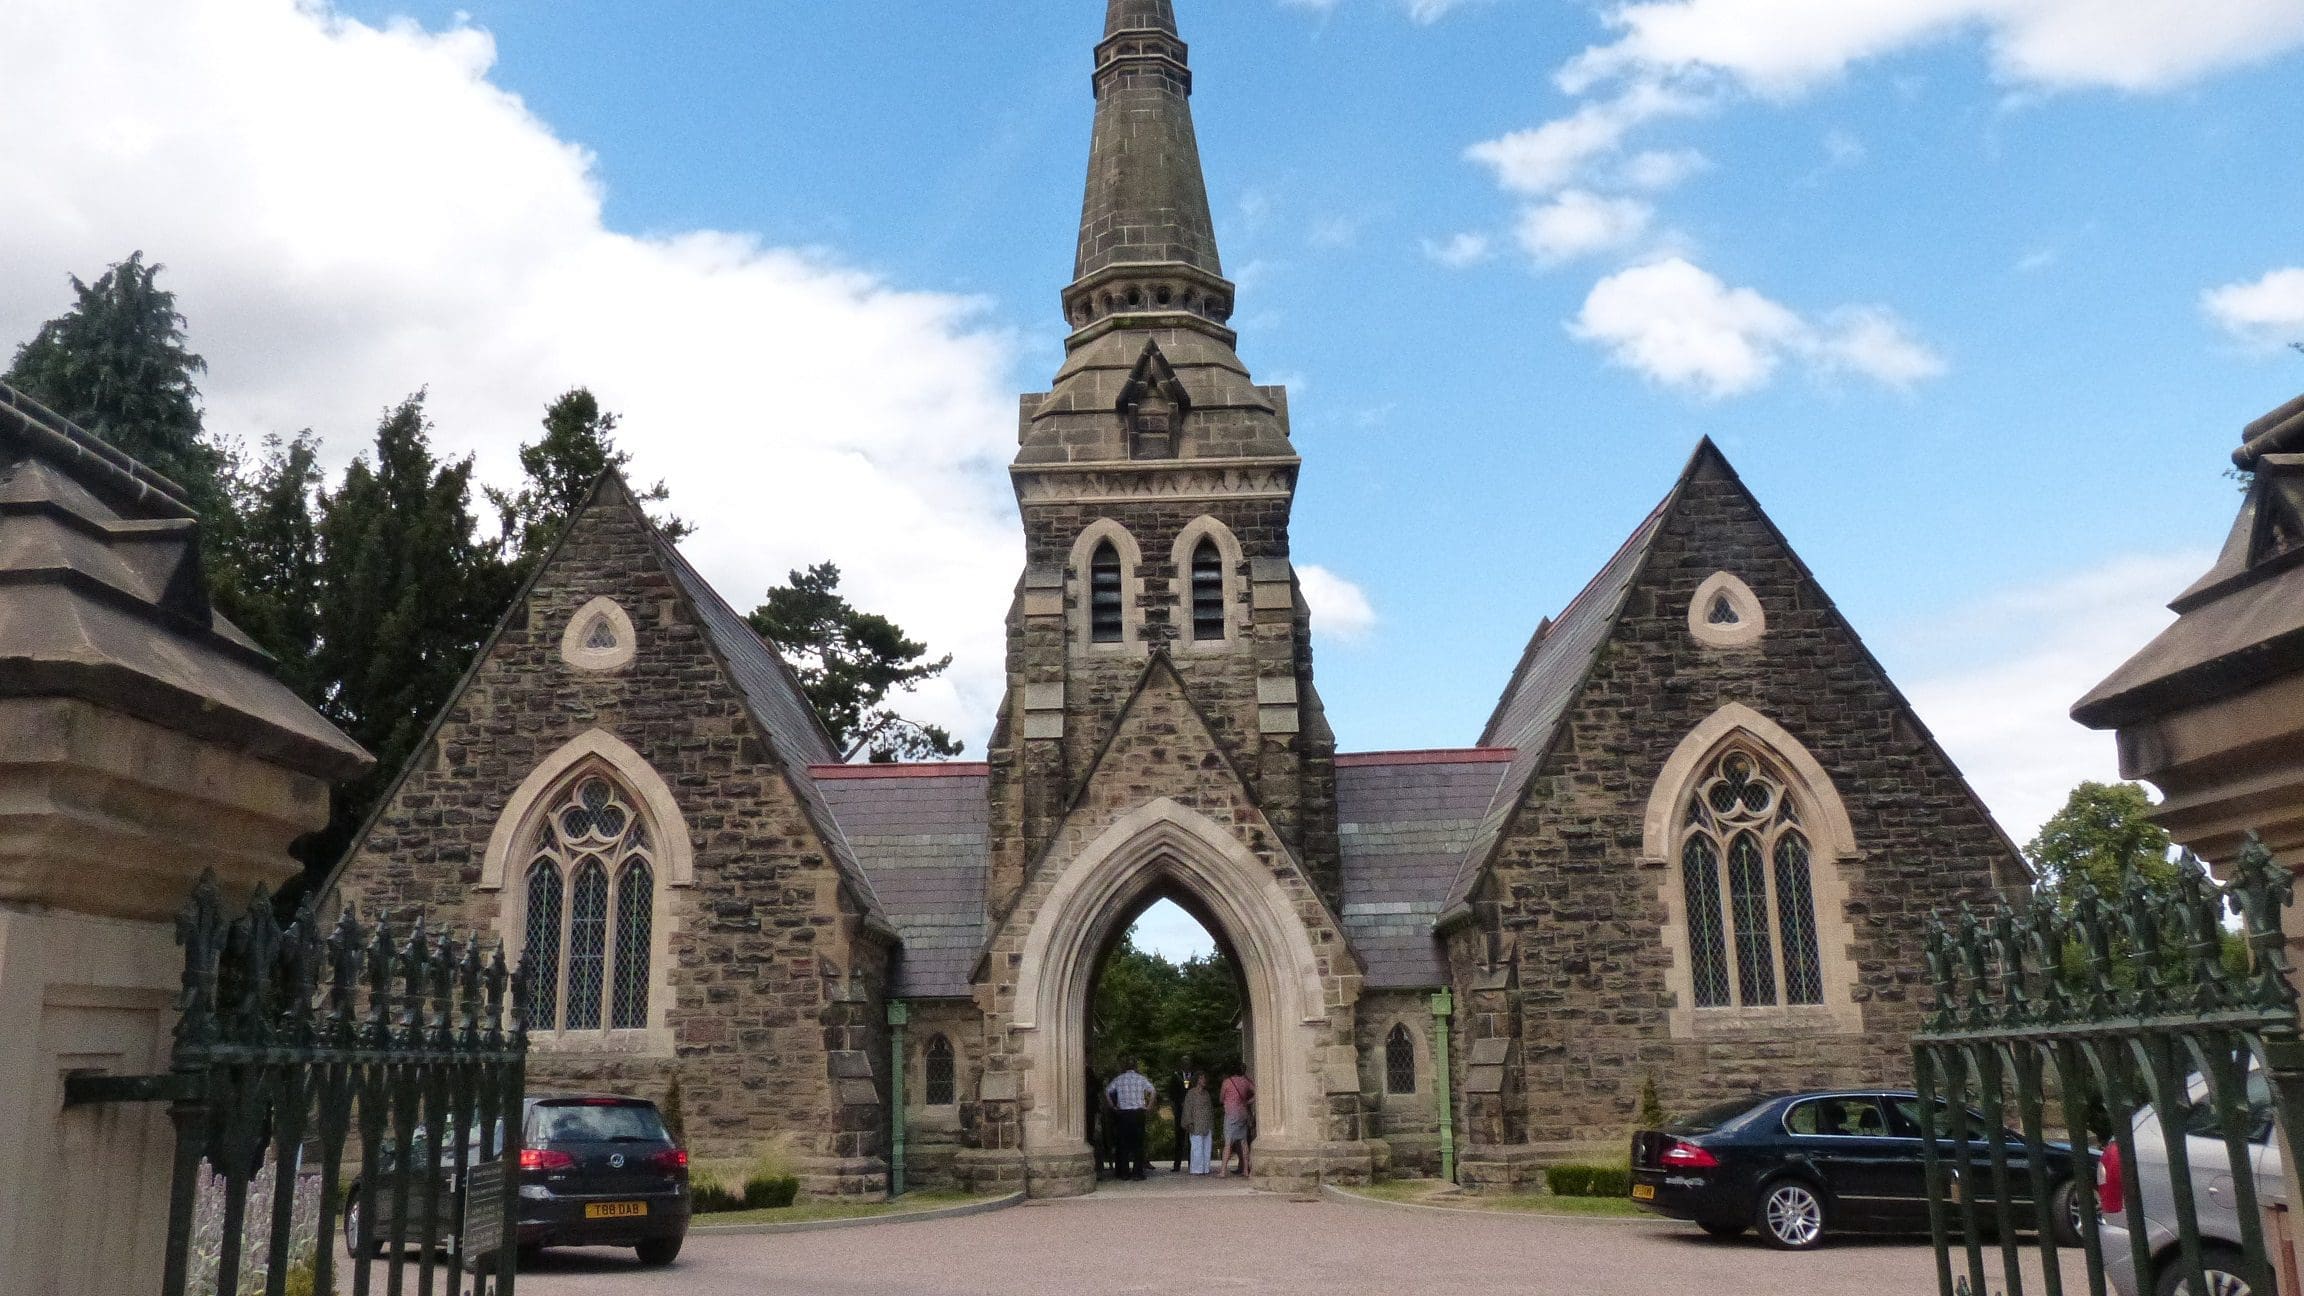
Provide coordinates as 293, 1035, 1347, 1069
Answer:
1063, 0, 1233, 337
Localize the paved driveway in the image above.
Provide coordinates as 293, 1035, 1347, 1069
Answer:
512, 1190, 2080, 1296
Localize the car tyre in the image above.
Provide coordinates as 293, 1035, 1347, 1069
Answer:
2048, 1178, 2087, 1248
1700, 1221, 1746, 1240
636, 1235, 684, 1267
2153, 1245, 2255, 1296
514, 1243, 544, 1270
342, 1187, 383, 1260
1754, 1179, 1828, 1251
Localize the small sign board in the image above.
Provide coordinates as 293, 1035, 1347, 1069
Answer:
460, 1159, 507, 1270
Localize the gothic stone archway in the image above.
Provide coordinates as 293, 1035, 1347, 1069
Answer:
971, 799, 1366, 1197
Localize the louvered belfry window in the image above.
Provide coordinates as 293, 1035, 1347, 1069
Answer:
1190, 538, 1226, 640
522, 774, 657, 1032
1089, 540, 1125, 643
1384, 1023, 1416, 1095
1679, 750, 1823, 1009
924, 1034, 956, 1106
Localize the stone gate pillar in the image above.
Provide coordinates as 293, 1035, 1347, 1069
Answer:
0, 386, 369, 1296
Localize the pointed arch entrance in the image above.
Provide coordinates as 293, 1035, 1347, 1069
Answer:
1008, 798, 1337, 1191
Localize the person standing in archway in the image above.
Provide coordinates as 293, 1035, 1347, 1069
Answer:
1166, 1055, 1198, 1173
1105, 1059, 1157, 1181
1182, 1072, 1216, 1175
1219, 1066, 1255, 1178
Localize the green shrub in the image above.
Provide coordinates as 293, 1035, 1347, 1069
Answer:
742, 1175, 800, 1210
1546, 1164, 1633, 1198
690, 1181, 744, 1214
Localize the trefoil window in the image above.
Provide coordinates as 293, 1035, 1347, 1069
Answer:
1680, 750, 1823, 1009
1384, 1023, 1416, 1095
1190, 538, 1226, 641
522, 775, 655, 1031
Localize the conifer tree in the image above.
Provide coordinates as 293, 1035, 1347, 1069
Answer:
210, 433, 327, 700
748, 563, 962, 761
313, 392, 511, 864
6, 252, 228, 520
488, 387, 686, 575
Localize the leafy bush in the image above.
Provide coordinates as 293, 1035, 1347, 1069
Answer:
1546, 1164, 1633, 1198
743, 1175, 800, 1210
690, 1181, 745, 1214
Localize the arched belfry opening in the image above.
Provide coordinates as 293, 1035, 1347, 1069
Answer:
1003, 799, 1345, 1196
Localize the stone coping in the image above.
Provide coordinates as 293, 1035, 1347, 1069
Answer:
688, 1191, 1023, 1236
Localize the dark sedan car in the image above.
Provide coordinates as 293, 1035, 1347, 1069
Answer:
1630, 1090, 2090, 1250
347, 1093, 691, 1267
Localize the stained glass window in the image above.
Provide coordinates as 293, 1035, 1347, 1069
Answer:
1680, 749, 1825, 1011
1190, 538, 1226, 641
1089, 541, 1124, 643
1385, 1023, 1416, 1095
521, 772, 656, 1033
924, 1035, 955, 1106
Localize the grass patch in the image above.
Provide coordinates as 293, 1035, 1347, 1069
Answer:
690, 1189, 990, 1228
1340, 1180, 1645, 1219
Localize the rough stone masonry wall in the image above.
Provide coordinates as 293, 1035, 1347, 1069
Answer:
967, 667, 1367, 1193
1473, 467, 2021, 1146
1354, 991, 1441, 1176
336, 485, 887, 1186
899, 999, 985, 1190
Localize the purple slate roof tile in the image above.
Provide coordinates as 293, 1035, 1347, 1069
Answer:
813, 764, 991, 999
1336, 750, 1515, 988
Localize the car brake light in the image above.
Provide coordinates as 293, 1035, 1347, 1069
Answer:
520, 1148, 575, 1171
2097, 1140, 2123, 1217
1660, 1140, 1719, 1169
651, 1148, 689, 1172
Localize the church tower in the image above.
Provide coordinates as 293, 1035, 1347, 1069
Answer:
986, 0, 1339, 916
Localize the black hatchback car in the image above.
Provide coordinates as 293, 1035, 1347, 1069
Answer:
347, 1093, 691, 1267
1630, 1090, 2091, 1250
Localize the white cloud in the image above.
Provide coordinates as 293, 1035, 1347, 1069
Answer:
1422, 232, 1494, 268
1562, 0, 2304, 98
1298, 564, 1377, 642
1901, 551, 2208, 853
1616, 148, 1711, 191
2202, 267, 2304, 350
1570, 257, 1943, 397
1464, 82, 1704, 196
1308, 214, 1361, 249
1514, 190, 1654, 266
0, 0, 1023, 750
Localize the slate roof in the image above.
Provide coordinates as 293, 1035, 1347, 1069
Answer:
0, 382, 369, 779
813, 763, 991, 999
1336, 749, 1516, 988
1444, 491, 1674, 910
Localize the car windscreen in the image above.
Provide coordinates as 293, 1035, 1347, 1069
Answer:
531, 1103, 669, 1144
1666, 1097, 1768, 1135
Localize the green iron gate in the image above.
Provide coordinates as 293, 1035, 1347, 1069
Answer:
66, 873, 529, 1296
1914, 837, 2304, 1296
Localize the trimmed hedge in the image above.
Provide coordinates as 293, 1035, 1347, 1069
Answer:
1546, 1164, 1633, 1198
691, 1181, 745, 1214
742, 1175, 800, 1210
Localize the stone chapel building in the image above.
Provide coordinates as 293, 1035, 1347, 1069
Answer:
333, 0, 2024, 1197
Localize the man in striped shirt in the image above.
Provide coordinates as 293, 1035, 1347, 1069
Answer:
1104, 1060, 1158, 1180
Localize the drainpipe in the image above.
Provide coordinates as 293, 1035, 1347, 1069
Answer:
1430, 989, 1456, 1184
886, 1000, 908, 1199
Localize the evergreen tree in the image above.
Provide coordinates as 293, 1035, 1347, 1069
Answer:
1089, 936, 1243, 1081
748, 563, 962, 761
313, 392, 512, 866
2026, 781, 2178, 907
6, 252, 227, 519
487, 387, 686, 575
210, 433, 327, 700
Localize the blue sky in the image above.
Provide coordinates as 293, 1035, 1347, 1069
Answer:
7, 2, 2304, 960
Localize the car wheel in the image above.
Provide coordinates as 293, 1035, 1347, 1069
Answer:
342, 1187, 382, 1260
514, 1243, 544, 1270
2154, 1246, 2254, 1296
2049, 1178, 2087, 1248
1755, 1180, 1828, 1250
635, 1235, 684, 1267
1701, 1221, 1747, 1240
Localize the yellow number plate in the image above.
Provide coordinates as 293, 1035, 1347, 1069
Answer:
1631, 1184, 1657, 1201
585, 1201, 647, 1220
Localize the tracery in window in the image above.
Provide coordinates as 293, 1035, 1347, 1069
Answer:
1089, 541, 1125, 644
521, 774, 656, 1032
583, 613, 620, 650
1680, 750, 1823, 1009
1384, 1023, 1416, 1095
1190, 538, 1226, 641
924, 1034, 956, 1106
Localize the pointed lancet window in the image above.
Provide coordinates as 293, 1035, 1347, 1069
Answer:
1190, 538, 1226, 640
521, 772, 657, 1033
925, 1035, 956, 1106
1680, 750, 1823, 1009
1090, 540, 1125, 643
1384, 1023, 1416, 1095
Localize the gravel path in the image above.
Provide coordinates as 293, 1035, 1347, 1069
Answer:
511, 1189, 2077, 1295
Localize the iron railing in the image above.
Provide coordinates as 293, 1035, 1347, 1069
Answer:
69, 873, 529, 1296
1915, 836, 2304, 1296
